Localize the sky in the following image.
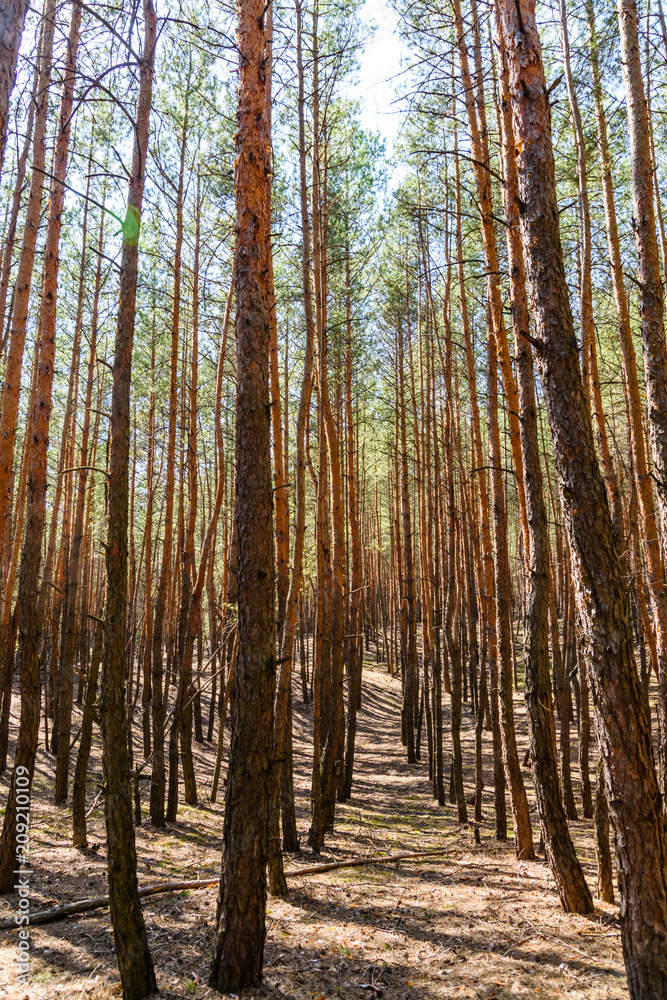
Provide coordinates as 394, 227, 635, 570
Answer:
347, 0, 407, 159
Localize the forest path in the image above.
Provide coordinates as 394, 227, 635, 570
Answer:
0, 654, 629, 1000
279, 660, 629, 1000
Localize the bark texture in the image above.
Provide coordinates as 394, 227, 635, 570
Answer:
0, 0, 29, 174
496, 7, 593, 910
498, 0, 667, 993
101, 2, 157, 995
0, 0, 55, 596
209, 0, 276, 987
617, 0, 667, 785
44, 0, 82, 805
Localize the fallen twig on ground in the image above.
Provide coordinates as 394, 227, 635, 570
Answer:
0, 848, 449, 929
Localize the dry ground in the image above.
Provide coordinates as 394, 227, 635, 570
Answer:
0, 648, 628, 1000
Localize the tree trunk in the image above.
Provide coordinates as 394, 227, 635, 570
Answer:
0, 0, 63, 896
559, 0, 623, 539
0, 41, 37, 355
167, 183, 202, 822
342, 234, 362, 801
0, 0, 29, 176
208, 0, 276, 986
617, 0, 667, 792
586, 0, 667, 756
47, 0, 83, 801
274, 0, 315, 855
488, 332, 535, 859
398, 324, 417, 763
150, 106, 188, 827
101, 1, 157, 995
595, 757, 615, 904
72, 616, 103, 848
494, 18, 593, 906
498, 0, 667, 990
452, 0, 529, 560
0, 0, 55, 598
453, 140, 503, 831
0, 345, 36, 772
551, 581, 578, 821
142, 334, 155, 759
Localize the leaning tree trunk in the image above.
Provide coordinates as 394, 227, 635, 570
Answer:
208, 0, 276, 988
586, 0, 667, 805
101, 1, 157, 996
617, 0, 667, 789
495, 8, 594, 911
498, 0, 667, 992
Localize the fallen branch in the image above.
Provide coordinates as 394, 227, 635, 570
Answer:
0, 879, 219, 929
0, 848, 448, 929
284, 848, 449, 877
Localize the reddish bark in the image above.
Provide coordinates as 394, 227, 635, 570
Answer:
498, 0, 667, 990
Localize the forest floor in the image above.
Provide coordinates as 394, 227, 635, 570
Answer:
0, 648, 629, 1000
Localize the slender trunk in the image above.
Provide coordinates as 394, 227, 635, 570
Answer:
0, 341, 36, 771
264, 4, 287, 896
0, 0, 29, 176
167, 184, 202, 822
268, 147, 288, 652
578, 641, 593, 818
453, 141, 503, 826
343, 233, 362, 801
559, 0, 624, 539
142, 334, 155, 759
150, 100, 188, 828
101, 2, 157, 994
0, 44, 37, 354
550, 579, 578, 821
72, 616, 103, 848
398, 324, 417, 763
275, 0, 315, 854
310, 22, 345, 833
47, 4, 86, 798
0, 0, 75, 895
595, 757, 615, 904
452, 0, 529, 559
488, 332, 535, 859
0, 0, 55, 593
443, 359, 465, 818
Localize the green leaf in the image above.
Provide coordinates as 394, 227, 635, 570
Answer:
122, 204, 141, 245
